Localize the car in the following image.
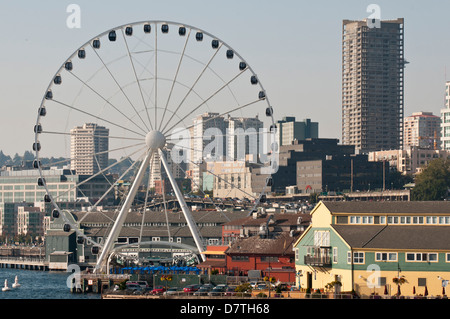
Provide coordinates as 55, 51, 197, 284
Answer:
256, 283, 269, 290
150, 285, 166, 295
200, 283, 215, 290
164, 287, 183, 296
208, 284, 227, 296
193, 287, 212, 296
183, 284, 201, 293
126, 281, 149, 289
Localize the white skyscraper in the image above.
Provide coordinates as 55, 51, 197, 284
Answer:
70, 123, 109, 175
441, 82, 450, 150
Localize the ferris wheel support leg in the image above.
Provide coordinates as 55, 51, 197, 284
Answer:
158, 149, 206, 262
94, 149, 154, 273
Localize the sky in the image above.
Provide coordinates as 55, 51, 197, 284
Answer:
1, 0, 449, 156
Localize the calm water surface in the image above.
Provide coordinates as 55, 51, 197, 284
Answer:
0, 268, 100, 299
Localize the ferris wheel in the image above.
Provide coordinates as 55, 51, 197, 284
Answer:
33, 21, 278, 273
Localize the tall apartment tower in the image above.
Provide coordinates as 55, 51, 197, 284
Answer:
404, 112, 441, 150
441, 81, 450, 150
70, 123, 109, 175
342, 18, 405, 153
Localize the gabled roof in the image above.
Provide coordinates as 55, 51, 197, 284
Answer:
322, 201, 450, 215
332, 224, 450, 250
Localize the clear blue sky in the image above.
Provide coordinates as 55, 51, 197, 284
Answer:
1, 0, 449, 156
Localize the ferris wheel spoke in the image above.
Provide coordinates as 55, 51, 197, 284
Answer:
177, 98, 262, 135
38, 141, 144, 169
89, 151, 145, 215
49, 145, 147, 202
154, 23, 159, 130
160, 42, 224, 133
120, 28, 154, 131
158, 28, 192, 131
49, 99, 146, 137
89, 46, 152, 133
65, 70, 148, 135
185, 157, 258, 201
162, 68, 247, 135
171, 159, 228, 219
40, 130, 143, 142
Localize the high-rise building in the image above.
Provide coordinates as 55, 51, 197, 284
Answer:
441, 82, 450, 150
70, 123, 109, 175
404, 112, 441, 149
277, 117, 318, 146
188, 112, 262, 192
342, 18, 405, 153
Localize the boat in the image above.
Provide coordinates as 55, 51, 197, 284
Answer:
12, 276, 20, 288
2, 279, 10, 292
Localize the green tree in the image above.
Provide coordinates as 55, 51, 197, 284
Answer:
411, 158, 450, 201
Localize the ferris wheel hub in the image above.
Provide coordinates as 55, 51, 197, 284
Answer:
145, 130, 166, 150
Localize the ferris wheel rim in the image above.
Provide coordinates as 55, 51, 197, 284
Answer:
33, 20, 277, 270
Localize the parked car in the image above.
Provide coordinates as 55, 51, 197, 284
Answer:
208, 284, 227, 296
150, 285, 166, 295
256, 283, 269, 290
183, 284, 201, 293
200, 283, 215, 290
125, 283, 142, 292
126, 281, 150, 289
193, 287, 212, 296
164, 287, 183, 296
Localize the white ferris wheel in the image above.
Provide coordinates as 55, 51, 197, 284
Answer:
33, 21, 278, 273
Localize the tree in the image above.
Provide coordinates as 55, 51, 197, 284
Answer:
388, 169, 413, 189
411, 158, 450, 201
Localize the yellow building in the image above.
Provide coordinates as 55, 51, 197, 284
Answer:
293, 201, 450, 298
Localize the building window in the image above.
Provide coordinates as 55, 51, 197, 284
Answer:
406, 253, 438, 262
261, 256, 278, 263
375, 252, 397, 262
152, 237, 160, 242
295, 248, 299, 261
333, 247, 338, 263
314, 230, 330, 247
447, 253, 450, 262
231, 255, 249, 262
418, 278, 427, 287
348, 251, 364, 264
353, 252, 364, 264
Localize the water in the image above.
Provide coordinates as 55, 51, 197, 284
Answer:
0, 268, 100, 299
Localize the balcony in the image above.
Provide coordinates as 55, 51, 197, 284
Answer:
304, 247, 332, 266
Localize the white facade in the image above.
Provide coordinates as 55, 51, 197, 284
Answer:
404, 112, 441, 149
188, 113, 262, 192
70, 123, 109, 175
368, 146, 450, 174
441, 82, 450, 150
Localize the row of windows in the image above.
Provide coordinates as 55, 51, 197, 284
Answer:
230, 256, 281, 263
348, 215, 450, 225
348, 251, 447, 264
296, 246, 450, 264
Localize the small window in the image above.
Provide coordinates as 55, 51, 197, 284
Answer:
353, 252, 364, 264
418, 278, 427, 287
333, 247, 338, 263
